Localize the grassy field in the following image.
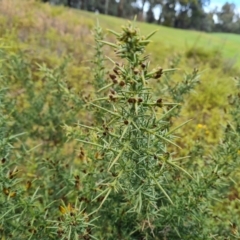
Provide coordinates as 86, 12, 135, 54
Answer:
1, 0, 239, 68
81, 11, 240, 67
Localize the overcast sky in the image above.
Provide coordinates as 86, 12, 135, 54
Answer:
206, 0, 240, 12
211, 0, 239, 6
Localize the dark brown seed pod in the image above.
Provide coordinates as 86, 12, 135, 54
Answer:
133, 68, 139, 74
97, 196, 104, 202
78, 148, 85, 160
141, 63, 146, 69
156, 98, 163, 107
3, 187, 10, 196
112, 78, 118, 84
113, 66, 120, 75
110, 88, 116, 95
109, 94, 115, 101
128, 98, 136, 103
9, 168, 18, 179
154, 67, 163, 79
109, 73, 117, 80
119, 80, 125, 87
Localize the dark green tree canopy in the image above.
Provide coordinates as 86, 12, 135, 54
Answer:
41, 0, 240, 33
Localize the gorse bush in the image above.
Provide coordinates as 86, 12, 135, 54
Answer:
209, 76, 240, 238
65, 22, 239, 239
0, 20, 240, 240
0, 43, 90, 239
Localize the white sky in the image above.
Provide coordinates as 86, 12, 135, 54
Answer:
206, 0, 240, 12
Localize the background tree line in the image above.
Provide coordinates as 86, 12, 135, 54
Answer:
42, 0, 240, 33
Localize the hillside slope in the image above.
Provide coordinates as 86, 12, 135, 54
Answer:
0, 0, 239, 146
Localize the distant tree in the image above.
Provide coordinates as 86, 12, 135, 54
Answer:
215, 2, 236, 33
234, 13, 240, 34
174, 0, 211, 30
117, 0, 124, 17
69, 0, 81, 8
201, 11, 215, 32
160, 0, 177, 27
189, 1, 205, 29
116, 0, 138, 19
40, 0, 240, 34
104, 0, 109, 14
136, 0, 147, 20
146, 8, 155, 23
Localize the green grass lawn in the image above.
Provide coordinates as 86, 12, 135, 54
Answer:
79, 10, 240, 67
77, 11, 240, 67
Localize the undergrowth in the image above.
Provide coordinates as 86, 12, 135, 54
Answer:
0, 2, 240, 239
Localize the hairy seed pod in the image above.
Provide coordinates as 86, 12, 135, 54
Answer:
119, 80, 125, 87
128, 98, 136, 103
154, 67, 163, 79
109, 73, 116, 80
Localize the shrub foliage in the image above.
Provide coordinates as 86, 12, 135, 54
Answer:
0, 20, 240, 240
